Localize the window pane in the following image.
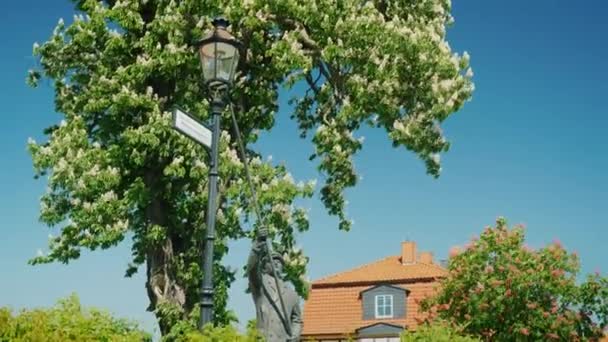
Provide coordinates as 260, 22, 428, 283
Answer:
376, 294, 395, 318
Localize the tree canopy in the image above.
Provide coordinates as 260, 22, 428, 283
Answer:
27, 0, 473, 334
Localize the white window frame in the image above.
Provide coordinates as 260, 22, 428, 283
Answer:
374, 294, 394, 319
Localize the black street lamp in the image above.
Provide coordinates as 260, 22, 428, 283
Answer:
197, 18, 241, 88
197, 17, 240, 329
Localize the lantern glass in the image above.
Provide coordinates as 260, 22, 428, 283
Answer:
199, 40, 239, 85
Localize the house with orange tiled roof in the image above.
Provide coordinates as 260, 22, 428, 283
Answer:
302, 241, 446, 342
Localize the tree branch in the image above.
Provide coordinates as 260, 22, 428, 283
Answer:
267, 14, 320, 52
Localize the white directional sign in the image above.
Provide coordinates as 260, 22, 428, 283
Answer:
172, 107, 212, 149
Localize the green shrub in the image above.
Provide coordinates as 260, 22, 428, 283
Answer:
400, 321, 479, 342
161, 319, 262, 342
0, 294, 151, 342
182, 324, 262, 342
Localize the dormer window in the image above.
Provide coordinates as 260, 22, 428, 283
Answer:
361, 284, 407, 320
375, 294, 394, 319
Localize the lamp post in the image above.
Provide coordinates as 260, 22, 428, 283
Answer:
196, 17, 240, 329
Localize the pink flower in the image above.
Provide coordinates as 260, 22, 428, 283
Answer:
520, 328, 530, 336
449, 246, 461, 258
526, 303, 538, 309
553, 239, 562, 248
485, 265, 494, 273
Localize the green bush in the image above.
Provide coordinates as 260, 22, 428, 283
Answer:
0, 294, 151, 342
182, 325, 262, 342
166, 320, 263, 342
400, 321, 479, 342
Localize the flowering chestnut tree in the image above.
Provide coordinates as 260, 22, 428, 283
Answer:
423, 218, 608, 341
27, 0, 473, 334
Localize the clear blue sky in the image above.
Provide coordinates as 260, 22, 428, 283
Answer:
1, 0, 607, 338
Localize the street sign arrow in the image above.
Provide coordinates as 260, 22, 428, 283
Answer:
172, 107, 212, 149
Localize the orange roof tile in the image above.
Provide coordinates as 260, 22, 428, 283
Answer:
303, 250, 447, 337
302, 281, 440, 336
313, 255, 447, 287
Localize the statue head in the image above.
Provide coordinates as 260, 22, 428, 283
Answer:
263, 252, 285, 275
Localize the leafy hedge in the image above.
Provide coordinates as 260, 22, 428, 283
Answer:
0, 295, 265, 342
0, 294, 485, 342
182, 325, 262, 342
0, 294, 150, 342
400, 322, 479, 341
164, 319, 262, 342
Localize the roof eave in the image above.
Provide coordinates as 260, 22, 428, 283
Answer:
311, 276, 445, 289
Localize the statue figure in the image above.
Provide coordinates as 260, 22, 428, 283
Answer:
247, 235, 302, 341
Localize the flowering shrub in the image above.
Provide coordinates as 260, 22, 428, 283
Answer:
422, 218, 608, 341
0, 294, 150, 341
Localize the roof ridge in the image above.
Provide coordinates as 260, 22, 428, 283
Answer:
422, 261, 448, 271
313, 255, 399, 284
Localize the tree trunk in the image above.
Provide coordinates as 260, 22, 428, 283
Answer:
146, 237, 187, 335
144, 170, 187, 335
